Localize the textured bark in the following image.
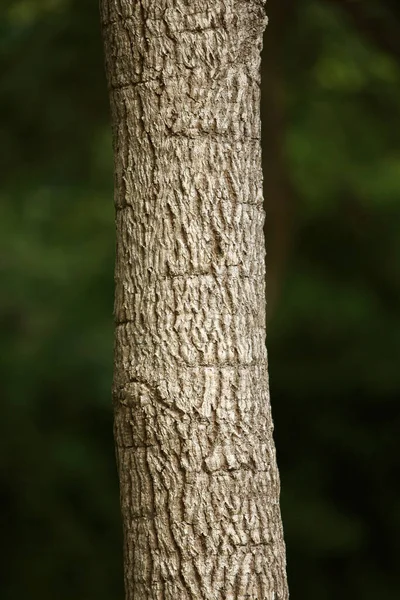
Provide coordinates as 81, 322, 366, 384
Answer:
101, 1, 288, 598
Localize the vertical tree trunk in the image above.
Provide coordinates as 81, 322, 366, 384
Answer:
101, 1, 288, 598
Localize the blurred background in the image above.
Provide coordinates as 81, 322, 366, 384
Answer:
1, 0, 399, 598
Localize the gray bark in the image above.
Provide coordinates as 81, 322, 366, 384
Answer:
100, 1, 288, 598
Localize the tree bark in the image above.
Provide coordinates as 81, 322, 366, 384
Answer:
100, 1, 288, 598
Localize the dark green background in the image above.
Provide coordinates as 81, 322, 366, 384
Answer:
1, 1, 399, 598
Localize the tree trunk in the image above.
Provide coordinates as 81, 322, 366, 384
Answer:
100, 1, 288, 598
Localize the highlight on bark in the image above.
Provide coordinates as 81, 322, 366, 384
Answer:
101, 1, 289, 598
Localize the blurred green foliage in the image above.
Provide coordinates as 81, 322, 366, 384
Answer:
1, 1, 399, 598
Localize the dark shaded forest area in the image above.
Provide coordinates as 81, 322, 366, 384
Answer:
1, 1, 399, 598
